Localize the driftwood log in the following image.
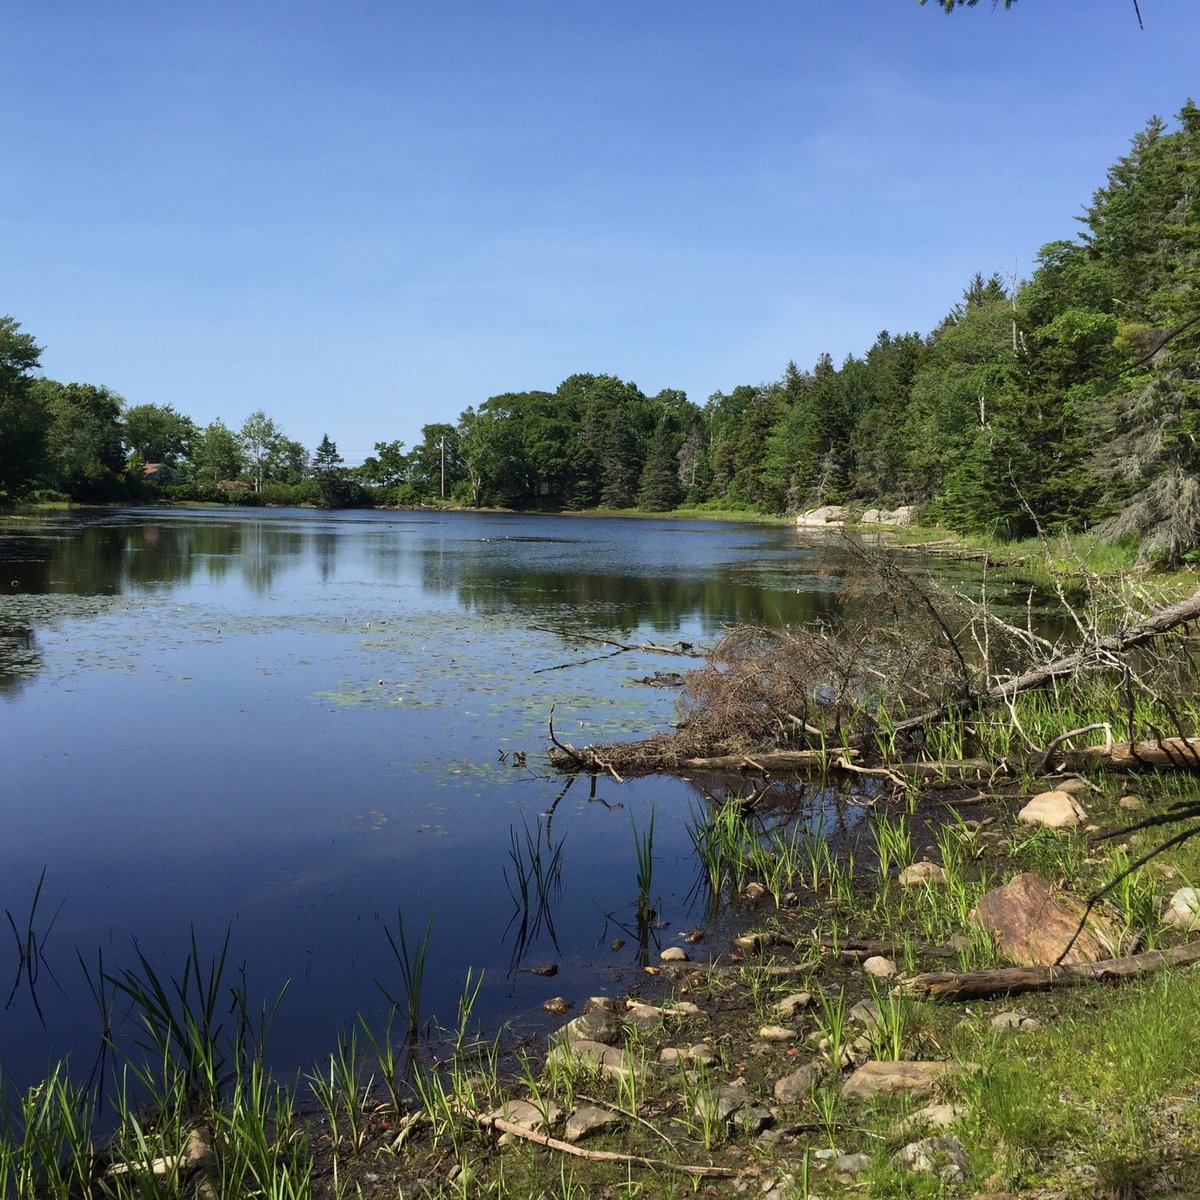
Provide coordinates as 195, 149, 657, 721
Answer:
900, 938, 1200, 999
1067, 736, 1200, 772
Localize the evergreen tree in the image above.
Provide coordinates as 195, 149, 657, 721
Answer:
1084, 103, 1200, 561
312, 434, 348, 508
636, 418, 684, 511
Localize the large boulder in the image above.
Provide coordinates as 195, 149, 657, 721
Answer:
796, 505, 848, 528
972, 873, 1118, 966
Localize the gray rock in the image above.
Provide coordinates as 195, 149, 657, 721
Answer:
841, 1060, 961, 1102
890, 1102, 959, 1140
834, 1152, 871, 1173
625, 1004, 665, 1032
774, 1061, 828, 1104
758, 1024, 794, 1041
894, 1133, 969, 1183
1051, 776, 1090, 795
660, 1041, 717, 1066
1018, 790, 1086, 829
485, 1098, 561, 1133
562, 1009, 623, 1046
584, 995, 622, 1013
564, 1104, 622, 1142
1162, 887, 1200, 931
694, 1084, 751, 1126
736, 1105, 773, 1136
775, 991, 813, 1017
862, 955, 897, 978
659, 946, 690, 963
733, 930, 776, 953
665, 1000, 705, 1017
796, 505, 848, 527
713, 1085, 748, 1122
989, 1010, 1041, 1031
848, 999, 882, 1029
546, 1039, 644, 1084
899, 861, 946, 887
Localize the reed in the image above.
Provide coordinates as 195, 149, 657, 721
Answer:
631, 809, 656, 926
3, 867, 64, 1025
870, 811, 913, 882
378, 910, 434, 1041
0, 1065, 97, 1200
504, 818, 565, 967
305, 1028, 373, 1154
864, 981, 916, 1061
213, 1059, 312, 1200
812, 986, 850, 1069
103, 927, 235, 1112
357, 1010, 405, 1117
673, 1059, 723, 1151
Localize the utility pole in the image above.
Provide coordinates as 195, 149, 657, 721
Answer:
440, 436, 446, 500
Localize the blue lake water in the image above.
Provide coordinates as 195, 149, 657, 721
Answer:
0, 506, 1013, 1093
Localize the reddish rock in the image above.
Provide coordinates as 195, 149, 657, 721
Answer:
972, 873, 1118, 966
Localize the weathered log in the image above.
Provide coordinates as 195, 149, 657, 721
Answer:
1066, 737, 1200, 772
900, 938, 1200, 999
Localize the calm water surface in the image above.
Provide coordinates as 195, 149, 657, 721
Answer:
0, 507, 1014, 1091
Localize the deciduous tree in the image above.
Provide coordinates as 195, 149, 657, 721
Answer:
0, 317, 48, 505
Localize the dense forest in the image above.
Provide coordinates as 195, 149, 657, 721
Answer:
2, 102, 1198, 562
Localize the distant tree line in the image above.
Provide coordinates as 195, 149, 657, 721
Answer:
2, 102, 1197, 561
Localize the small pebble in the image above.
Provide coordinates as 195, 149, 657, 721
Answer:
759, 1025, 794, 1042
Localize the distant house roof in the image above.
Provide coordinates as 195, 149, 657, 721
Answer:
142, 462, 172, 480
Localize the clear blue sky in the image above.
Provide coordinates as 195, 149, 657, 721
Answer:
3, 1, 1197, 464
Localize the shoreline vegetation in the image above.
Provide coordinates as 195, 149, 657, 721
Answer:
6, 538, 1200, 1196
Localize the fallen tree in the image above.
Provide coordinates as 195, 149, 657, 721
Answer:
546, 538, 1200, 780
900, 938, 1200, 1000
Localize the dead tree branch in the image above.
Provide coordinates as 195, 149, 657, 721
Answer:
477, 1113, 735, 1178
902, 938, 1200, 1000
891, 589, 1200, 741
